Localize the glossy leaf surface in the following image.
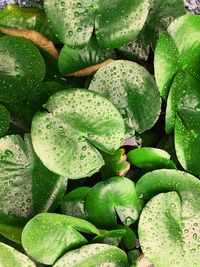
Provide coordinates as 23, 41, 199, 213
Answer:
0, 36, 45, 103
85, 176, 142, 229
31, 89, 125, 179
136, 169, 200, 267
89, 60, 161, 137
22, 213, 99, 265
0, 134, 67, 243
44, 0, 149, 49
0, 242, 36, 267
53, 243, 128, 267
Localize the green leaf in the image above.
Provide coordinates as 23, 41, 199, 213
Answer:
89, 60, 161, 137
175, 107, 200, 176
0, 134, 67, 243
154, 32, 180, 100
28, 81, 66, 115
100, 148, 130, 178
44, 0, 149, 49
0, 36, 45, 103
61, 187, 90, 219
0, 242, 36, 267
155, 14, 200, 99
31, 89, 125, 179
136, 169, 200, 267
0, 4, 57, 41
119, 0, 186, 61
58, 36, 116, 76
92, 228, 126, 246
128, 147, 176, 170
0, 104, 10, 137
85, 176, 142, 229
53, 243, 128, 267
22, 213, 99, 265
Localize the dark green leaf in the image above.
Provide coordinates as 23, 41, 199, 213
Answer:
22, 213, 99, 265
0, 104, 10, 137
31, 89, 125, 179
89, 60, 161, 137
0, 36, 45, 103
61, 187, 90, 219
59, 36, 116, 76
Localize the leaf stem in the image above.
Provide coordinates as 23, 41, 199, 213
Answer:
0, 27, 59, 59
67, 59, 114, 77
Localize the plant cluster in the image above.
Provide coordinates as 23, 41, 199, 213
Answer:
0, 1, 199, 267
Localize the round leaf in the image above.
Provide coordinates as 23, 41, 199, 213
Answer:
31, 89, 125, 179
89, 60, 161, 137
0, 242, 36, 267
0, 134, 67, 242
53, 243, 128, 267
22, 213, 99, 265
85, 176, 142, 229
128, 147, 176, 170
0, 36, 45, 103
0, 104, 10, 137
44, 0, 149, 49
136, 169, 200, 266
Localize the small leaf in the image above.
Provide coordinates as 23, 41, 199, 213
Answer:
100, 148, 130, 178
0, 104, 10, 137
85, 176, 142, 229
22, 213, 99, 265
92, 228, 126, 247
31, 89, 125, 179
0, 242, 36, 267
128, 147, 176, 170
53, 243, 128, 267
61, 187, 90, 219
89, 60, 161, 137
0, 35, 45, 103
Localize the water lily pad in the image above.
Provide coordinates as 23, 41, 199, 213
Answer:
0, 35, 45, 103
31, 89, 125, 179
22, 213, 99, 265
89, 60, 161, 137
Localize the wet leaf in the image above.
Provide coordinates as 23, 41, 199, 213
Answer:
31, 89, 125, 179
89, 60, 161, 137
0, 134, 67, 243
0, 35, 45, 103
53, 243, 128, 267
0, 242, 36, 267
44, 0, 149, 49
22, 213, 99, 265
